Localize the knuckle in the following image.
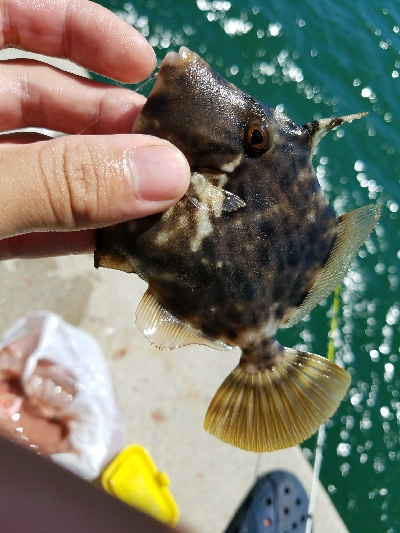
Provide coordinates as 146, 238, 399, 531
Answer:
38, 137, 111, 228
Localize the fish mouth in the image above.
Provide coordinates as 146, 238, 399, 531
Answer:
151, 47, 246, 211
161, 46, 195, 68
152, 47, 245, 178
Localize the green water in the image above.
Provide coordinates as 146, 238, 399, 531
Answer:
94, 0, 399, 531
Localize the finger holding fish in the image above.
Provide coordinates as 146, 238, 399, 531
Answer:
0, 0, 156, 83
0, 59, 146, 136
0, 0, 193, 260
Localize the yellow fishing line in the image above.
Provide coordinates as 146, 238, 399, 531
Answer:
327, 284, 341, 363
306, 283, 343, 533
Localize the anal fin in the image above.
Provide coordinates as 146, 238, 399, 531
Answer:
204, 348, 350, 452
136, 289, 232, 351
283, 204, 380, 329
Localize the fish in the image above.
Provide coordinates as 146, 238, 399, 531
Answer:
95, 46, 380, 452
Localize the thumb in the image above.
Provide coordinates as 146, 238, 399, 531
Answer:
0, 134, 190, 239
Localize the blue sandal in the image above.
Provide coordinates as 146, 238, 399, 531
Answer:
224, 470, 309, 533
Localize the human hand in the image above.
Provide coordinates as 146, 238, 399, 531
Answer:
0, 0, 190, 259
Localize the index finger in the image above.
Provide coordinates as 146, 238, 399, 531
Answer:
0, 0, 156, 83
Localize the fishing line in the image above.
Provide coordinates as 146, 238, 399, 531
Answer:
134, 72, 158, 93
252, 285, 342, 523
254, 452, 263, 480
73, 72, 158, 136
305, 283, 341, 533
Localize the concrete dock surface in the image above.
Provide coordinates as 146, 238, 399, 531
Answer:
0, 50, 349, 533
0, 255, 348, 533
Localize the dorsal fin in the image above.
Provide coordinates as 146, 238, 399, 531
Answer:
136, 289, 232, 350
304, 112, 368, 156
283, 204, 380, 329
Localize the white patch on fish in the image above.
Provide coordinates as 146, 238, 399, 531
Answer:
191, 206, 213, 252
220, 154, 243, 173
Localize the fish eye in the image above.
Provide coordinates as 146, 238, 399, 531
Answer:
245, 122, 273, 155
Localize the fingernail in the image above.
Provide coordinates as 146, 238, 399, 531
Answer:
129, 144, 190, 202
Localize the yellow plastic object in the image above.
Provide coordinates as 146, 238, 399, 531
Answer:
101, 445, 179, 526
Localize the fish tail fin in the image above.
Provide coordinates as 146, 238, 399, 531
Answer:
204, 348, 350, 452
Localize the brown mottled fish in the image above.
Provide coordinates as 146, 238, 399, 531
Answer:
95, 47, 380, 452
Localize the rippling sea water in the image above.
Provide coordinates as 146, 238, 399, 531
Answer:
94, 0, 399, 531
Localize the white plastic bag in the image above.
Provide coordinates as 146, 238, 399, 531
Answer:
0, 312, 124, 480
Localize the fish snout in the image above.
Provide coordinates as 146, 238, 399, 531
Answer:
161, 46, 196, 69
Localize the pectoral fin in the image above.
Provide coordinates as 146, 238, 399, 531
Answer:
187, 189, 246, 213
204, 349, 350, 452
283, 204, 380, 329
186, 171, 246, 215
136, 289, 232, 350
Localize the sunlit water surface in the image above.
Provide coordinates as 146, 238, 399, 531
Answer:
94, 1, 400, 531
